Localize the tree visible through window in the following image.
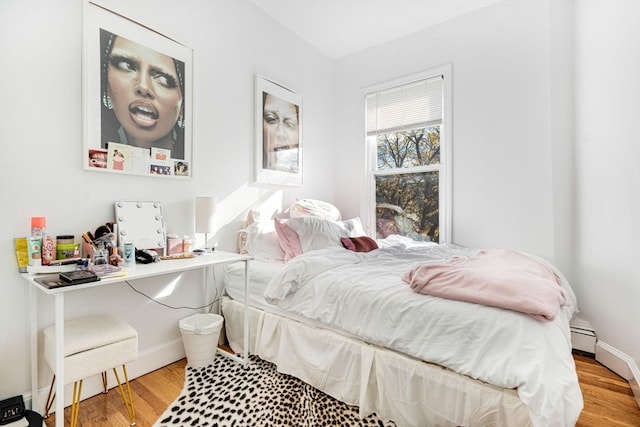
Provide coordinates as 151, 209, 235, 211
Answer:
366, 69, 449, 242
375, 127, 440, 241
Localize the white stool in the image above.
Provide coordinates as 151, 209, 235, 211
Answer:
43, 314, 138, 426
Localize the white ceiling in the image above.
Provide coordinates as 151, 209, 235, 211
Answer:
251, 0, 504, 59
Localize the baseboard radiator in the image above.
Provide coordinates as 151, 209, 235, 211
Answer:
570, 317, 640, 409
570, 317, 596, 357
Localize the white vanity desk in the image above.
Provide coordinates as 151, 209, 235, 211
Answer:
22, 251, 251, 427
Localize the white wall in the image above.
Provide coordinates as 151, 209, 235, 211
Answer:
333, 1, 558, 261
574, 0, 640, 370
0, 0, 336, 404
332, 0, 639, 374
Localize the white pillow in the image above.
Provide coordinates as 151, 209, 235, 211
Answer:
284, 217, 365, 253
341, 217, 366, 237
243, 220, 285, 260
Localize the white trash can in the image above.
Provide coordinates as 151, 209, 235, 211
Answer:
179, 313, 224, 368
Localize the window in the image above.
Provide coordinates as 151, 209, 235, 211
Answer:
364, 66, 451, 243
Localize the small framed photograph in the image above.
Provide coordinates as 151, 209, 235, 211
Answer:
255, 75, 303, 186
82, 1, 193, 178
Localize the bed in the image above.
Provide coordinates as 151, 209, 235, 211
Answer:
221, 203, 583, 427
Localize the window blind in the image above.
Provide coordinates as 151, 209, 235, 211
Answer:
366, 75, 443, 136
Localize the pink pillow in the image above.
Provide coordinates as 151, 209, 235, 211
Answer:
274, 218, 303, 261
341, 236, 378, 252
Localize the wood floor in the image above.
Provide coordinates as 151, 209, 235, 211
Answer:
43, 354, 640, 426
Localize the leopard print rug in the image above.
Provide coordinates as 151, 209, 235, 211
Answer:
155, 354, 396, 426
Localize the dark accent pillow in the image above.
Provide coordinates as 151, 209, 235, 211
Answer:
340, 236, 378, 252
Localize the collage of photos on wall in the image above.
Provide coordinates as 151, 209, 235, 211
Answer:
88, 144, 189, 176
83, 1, 192, 178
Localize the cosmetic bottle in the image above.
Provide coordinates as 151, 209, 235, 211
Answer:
31, 217, 46, 236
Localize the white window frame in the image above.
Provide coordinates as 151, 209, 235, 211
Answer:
361, 64, 452, 243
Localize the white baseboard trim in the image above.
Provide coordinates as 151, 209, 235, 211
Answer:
595, 341, 640, 409
24, 338, 185, 414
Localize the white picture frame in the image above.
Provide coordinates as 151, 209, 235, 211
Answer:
255, 75, 303, 186
82, 1, 193, 178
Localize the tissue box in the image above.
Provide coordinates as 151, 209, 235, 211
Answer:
167, 235, 184, 255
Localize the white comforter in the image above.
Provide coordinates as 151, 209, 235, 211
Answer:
263, 238, 583, 427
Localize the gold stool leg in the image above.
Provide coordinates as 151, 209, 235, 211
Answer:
69, 379, 83, 427
113, 365, 136, 426
101, 371, 108, 393
43, 375, 56, 419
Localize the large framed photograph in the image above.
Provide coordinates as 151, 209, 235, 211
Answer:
83, 1, 193, 178
255, 75, 302, 186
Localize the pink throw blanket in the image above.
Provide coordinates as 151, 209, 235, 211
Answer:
402, 249, 568, 321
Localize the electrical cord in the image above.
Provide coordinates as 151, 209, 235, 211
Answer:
123, 265, 223, 310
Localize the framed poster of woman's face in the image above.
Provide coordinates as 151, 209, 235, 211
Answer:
255, 75, 303, 186
83, 1, 193, 178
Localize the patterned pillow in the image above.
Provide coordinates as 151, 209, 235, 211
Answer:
288, 199, 341, 220
237, 209, 260, 254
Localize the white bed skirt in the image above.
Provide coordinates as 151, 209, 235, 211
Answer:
222, 297, 532, 427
